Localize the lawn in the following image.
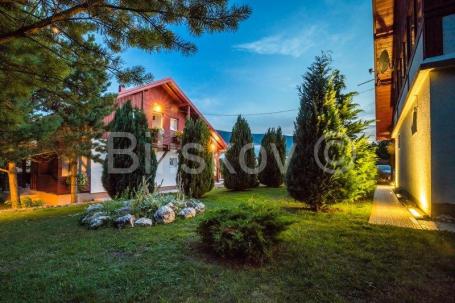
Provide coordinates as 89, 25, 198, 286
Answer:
0, 187, 454, 303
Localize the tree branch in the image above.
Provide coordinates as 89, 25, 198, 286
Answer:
0, 1, 100, 44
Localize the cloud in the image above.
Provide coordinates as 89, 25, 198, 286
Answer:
233, 26, 319, 58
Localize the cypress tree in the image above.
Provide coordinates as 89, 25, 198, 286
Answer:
102, 101, 157, 198
177, 119, 214, 198
258, 128, 286, 187
286, 54, 350, 210
222, 115, 257, 190
331, 70, 377, 201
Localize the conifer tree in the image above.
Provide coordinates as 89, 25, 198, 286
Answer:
258, 127, 286, 187
286, 54, 350, 210
35, 39, 116, 203
222, 115, 257, 190
178, 119, 214, 198
102, 101, 157, 198
331, 71, 377, 201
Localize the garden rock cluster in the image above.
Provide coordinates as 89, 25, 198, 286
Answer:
79, 196, 206, 230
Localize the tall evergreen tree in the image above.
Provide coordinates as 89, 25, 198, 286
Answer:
222, 115, 257, 190
0, 39, 65, 207
331, 71, 377, 201
102, 101, 157, 198
36, 40, 116, 203
258, 127, 286, 187
286, 54, 350, 210
177, 119, 214, 198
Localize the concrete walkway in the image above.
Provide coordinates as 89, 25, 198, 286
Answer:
369, 185, 424, 229
369, 185, 455, 232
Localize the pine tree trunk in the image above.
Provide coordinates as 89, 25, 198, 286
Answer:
7, 162, 20, 208
69, 160, 78, 204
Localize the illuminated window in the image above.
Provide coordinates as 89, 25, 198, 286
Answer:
170, 118, 178, 131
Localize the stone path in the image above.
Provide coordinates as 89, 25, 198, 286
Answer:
369, 185, 424, 229
369, 185, 455, 232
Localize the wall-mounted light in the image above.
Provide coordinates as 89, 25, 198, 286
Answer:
153, 104, 162, 113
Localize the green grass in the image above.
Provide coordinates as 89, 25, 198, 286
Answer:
0, 187, 454, 303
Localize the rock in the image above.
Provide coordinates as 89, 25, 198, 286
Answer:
186, 200, 205, 214
178, 207, 196, 219
81, 211, 105, 225
114, 214, 136, 228
86, 204, 104, 213
88, 215, 110, 229
135, 217, 153, 227
154, 206, 175, 224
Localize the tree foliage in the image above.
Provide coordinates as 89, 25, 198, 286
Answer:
286, 54, 351, 210
331, 70, 377, 201
178, 118, 214, 198
286, 54, 377, 209
0, 0, 251, 85
102, 101, 157, 198
222, 115, 257, 190
258, 127, 286, 187
34, 39, 116, 202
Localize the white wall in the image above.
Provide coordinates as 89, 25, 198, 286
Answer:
395, 73, 432, 215
90, 159, 106, 194
155, 151, 179, 188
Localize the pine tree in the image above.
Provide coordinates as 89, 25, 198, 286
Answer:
102, 101, 157, 198
0, 1, 251, 86
258, 128, 286, 187
222, 116, 257, 190
34, 39, 117, 203
286, 54, 350, 210
177, 119, 214, 198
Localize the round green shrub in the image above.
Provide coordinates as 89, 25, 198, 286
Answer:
197, 205, 293, 264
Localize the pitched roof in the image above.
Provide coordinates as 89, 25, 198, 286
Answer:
118, 78, 227, 150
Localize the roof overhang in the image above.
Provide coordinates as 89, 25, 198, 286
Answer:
373, 0, 394, 140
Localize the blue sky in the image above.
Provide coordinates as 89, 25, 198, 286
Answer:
111, 0, 375, 136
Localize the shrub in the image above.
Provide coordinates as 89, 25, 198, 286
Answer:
177, 118, 214, 198
222, 115, 258, 190
197, 204, 293, 264
20, 197, 44, 208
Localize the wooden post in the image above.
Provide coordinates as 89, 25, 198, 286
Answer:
69, 159, 78, 203
7, 162, 20, 208
186, 106, 191, 120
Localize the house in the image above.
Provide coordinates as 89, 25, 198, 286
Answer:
26, 78, 227, 205
373, 0, 455, 217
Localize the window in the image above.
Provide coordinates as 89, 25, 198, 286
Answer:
412, 107, 418, 135
152, 113, 163, 129
170, 118, 178, 131
443, 14, 455, 55
169, 157, 178, 167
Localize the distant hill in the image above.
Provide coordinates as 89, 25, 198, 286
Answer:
217, 130, 294, 154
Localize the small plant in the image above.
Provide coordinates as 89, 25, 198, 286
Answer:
66, 173, 89, 190
20, 197, 45, 208
197, 204, 293, 264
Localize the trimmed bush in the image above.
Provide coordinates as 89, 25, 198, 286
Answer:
258, 127, 286, 187
197, 204, 293, 264
102, 101, 157, 198
177, 118, 214, 198
222, 115, 258, 190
